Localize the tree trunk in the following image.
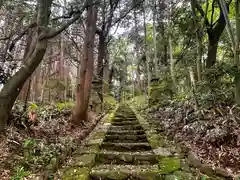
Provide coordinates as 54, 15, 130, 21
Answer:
152, 0, 157, 77
0, 41, 48, 131
73, 4, 97, 124
143, 4, 151, 98
206, 35, 218, 68
103, 48, 109, 95
97, 32, 105, 102
169, 35, 176, 89
0, 0, 53, 131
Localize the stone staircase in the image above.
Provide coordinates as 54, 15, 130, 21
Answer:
61, 104, 228, 180
90, 105, 159, 179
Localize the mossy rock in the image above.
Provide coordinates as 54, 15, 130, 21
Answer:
91, 169, 128, 180
62, 167, 90, 180
172, 171, 194, 180
164, 174, 179, 180
199, 175, 226, 180
72, 154, 96, 167
92, 131, 106, 139
73, 144, 100, 155
87, 138, 103, 145
159, 157, 181, 174
135, 170, 160, 180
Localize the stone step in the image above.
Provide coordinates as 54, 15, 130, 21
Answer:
104, 135, 148, 142
90, 164, 159, 180
95, 151, 158, 165
100, 142, 152, 152
111, 121, 139, 126
104, 134, 148, 143
107, 130, 145, 136
112, 118, 138, 122
114, 115, 136, 119
109, 125, 144, 131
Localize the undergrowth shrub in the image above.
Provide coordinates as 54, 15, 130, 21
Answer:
103, 95, 117, 111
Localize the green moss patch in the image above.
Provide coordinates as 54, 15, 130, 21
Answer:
91, 170, 128, 180
172, 170, 194, 180
62, 167, 90, 180
72, 154, 96, 167
92, 131, 106, 139
158, 157, 181, 174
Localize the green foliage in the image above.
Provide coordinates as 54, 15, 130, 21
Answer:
20, 137, 74, 174
149, 75, 175, 106
56, 101, 74, 111
103, 96, 117, 111
28, 103, 38, 111
195, 63, 235, 107
11, 166, 30, 180
129, 95, 148, 110
23, 138, 36, 149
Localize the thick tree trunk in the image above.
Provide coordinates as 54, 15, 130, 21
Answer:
0, 0, 53, 131
0, 41, 48, 131
73, 4, 97, 124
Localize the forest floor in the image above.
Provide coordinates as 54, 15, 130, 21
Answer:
0, 102, 103, 180
57, 104, 235, 180
134, 96, 240, 179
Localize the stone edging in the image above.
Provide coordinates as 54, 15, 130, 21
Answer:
59, 104, 120, 180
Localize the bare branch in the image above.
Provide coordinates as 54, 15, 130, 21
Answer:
112, 0, 144, 26
9, 22, 37, 52
40, 1, 88, 40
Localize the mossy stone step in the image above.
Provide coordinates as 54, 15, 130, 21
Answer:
90, 164, 159, 180
115, 114, 137, 119
104, 134, 147, 142
109, 125, 144, 131
107, 130, 145, 136
114, 116, 137, 120
95, 151, 158, 165
100, 142, 152, 152
113, 118, 137, 123
111, 121, 139, 126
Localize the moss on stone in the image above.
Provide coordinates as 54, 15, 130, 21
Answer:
73, 144, 100, 155
135, 170, 159, 180
72, 154, 96, 167
92, 131, 105, 139
87, 138, 103, 145
62, 167, 90, 180
172, 170, 194, 180
91, 170, 128, 180
158, 157, 181, 174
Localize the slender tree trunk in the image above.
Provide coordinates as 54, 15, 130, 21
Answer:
134, 8, 141, 91
23, 77, 32, 112
97, 32, 105, 102
191, 0, 202, 81
152, 0, 158, 77
103, 48, 109, 95
73, 3, 97, 123
143, 4, 151, 97
169, 35, 176, 88
189, 67, 199, 110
